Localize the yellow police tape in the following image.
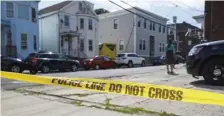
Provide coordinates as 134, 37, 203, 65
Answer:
1, 71, 224, 107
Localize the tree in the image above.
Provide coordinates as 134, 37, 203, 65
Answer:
94, 8, 110, 15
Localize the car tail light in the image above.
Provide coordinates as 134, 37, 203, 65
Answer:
31, 58, 38, 63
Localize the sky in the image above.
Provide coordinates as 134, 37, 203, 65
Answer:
39, 0, 205, 28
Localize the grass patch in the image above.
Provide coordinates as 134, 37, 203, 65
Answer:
158, 111, 175, 116
71, 100, 83, 106
111, 107, 154, 115
104, 98, 112, 109
90, 105, 103, 109
64, 92, 105, 97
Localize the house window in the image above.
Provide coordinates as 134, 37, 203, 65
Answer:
61, 39, 64, 47
188, 40, 192, 46
6, 2, 14, 18
138, 17, 141, 27
114, 19, 118, 29
153, 22, 155, 31
143, 40, 146, 50
33, 35, 37, 50
88, 19, 93, 30
88, 40, 93, 51
21, 33, 27, 49
159, 43, 162, 52
6, 30, 12, 46
119, 40, 124, 50
150, 22, 152, 30
17, 4, 29, 20
64, 15, 69, 27
162, 43, 165, 52
144, 19, 146, 29
32, 8, 36, 22
159, 24, 161, 33
80, 18, 84, 29
170, 31, 174, 35
79, 2, 83, 11
139, 40, 142, 50
80, 39, 84, 51
163, 26, 165, 33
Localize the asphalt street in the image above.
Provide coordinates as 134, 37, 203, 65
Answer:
1, 65, 169, 90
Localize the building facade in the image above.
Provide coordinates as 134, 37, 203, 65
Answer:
99, 7, 168, 64
204, 1, 224, 41
168, 22, 203, 57
193, 14, 205, 40
1, 1, 39, 59
39, 1, 99, 58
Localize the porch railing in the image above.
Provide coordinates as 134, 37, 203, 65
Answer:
61, 49, 88, 58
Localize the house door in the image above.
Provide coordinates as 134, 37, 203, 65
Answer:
149, 36, 155, 57
68, 37, 72, 55
1, 27, 6, 56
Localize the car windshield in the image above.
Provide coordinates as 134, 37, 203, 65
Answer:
25, 53, 38, 60
116, 54, 125, 57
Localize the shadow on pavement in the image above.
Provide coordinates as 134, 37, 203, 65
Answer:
190, 80, 224, 91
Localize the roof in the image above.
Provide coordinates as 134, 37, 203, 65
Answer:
193, 14, 204, 19
132, 7, 168, 21
39, 1, 72, 15
99, 7, 168, 21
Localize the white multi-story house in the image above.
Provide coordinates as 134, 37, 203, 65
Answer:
193, 14, 205, 40
99, 7, 168, 63
39, 1, 99, 58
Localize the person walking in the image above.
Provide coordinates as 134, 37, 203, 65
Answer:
165, 39, 176, 74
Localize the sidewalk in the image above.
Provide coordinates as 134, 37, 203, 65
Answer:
1, 90, 145, 116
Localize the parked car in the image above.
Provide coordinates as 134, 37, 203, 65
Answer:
115, 53, 145, 68
83, 56, 117, 70
24, 52, 80, 74
151, 55, 185, 66
1, 55, 27, 73
65, 55, 86, 68
176, 55, 186, 63
151, 56, 165, 65
186, 40, 224, 85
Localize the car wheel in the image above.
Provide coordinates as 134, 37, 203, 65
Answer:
112, 63, 117, 69
141, 61, 145, 67
41, 65, 50, 73
202, 58, 224, 85
95, 64, 100, 70
10, 65, 22, 73
30, 69, 38, 74
117, 64, 121, 68
71, 64, 78, 72
128, 61, 133, 68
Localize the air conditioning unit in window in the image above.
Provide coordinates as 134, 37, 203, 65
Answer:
32, 18, 37, 22
64, 37, 69, 41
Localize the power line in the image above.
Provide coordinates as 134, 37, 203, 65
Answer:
167, 0, 194, 17
174, 0, 204, 13
111, 0, 176, 30
121, 0, 200, 28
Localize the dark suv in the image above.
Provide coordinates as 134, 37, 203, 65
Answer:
186, 40, 224, 85
25, 52, 80, 74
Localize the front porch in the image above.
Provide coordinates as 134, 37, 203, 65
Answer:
1, 20, 17, 57
60, 31, 86, 58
